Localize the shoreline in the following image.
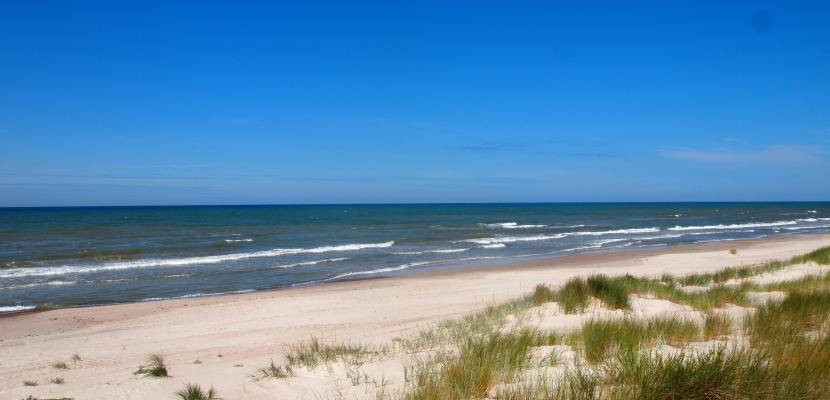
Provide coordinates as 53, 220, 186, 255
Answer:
0, 232, 819, 318
2, 232, 829, 399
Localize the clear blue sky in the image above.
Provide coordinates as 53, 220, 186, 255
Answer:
1, 1, 828, 206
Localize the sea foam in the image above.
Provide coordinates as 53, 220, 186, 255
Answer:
0, 241, 394, 278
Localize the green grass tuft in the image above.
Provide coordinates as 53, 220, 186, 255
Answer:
555, 277, 590, 313
49, 377, 65, 384
23, 380, 38, 386
175, 383, 216, 400
52, 361, 68, 370
587, 274, 630, 309
135, 353, 169, 377
571, 316, 700, 363
703, 312, 733, 340
530, 284, 556, 306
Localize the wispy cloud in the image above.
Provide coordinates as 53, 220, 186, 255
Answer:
660, 144, 826, 164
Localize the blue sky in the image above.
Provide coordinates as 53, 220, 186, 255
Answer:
1, 1, 828, 206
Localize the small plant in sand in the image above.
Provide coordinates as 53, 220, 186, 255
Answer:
257, 359, 294, 379
175, 383, 217, 400
556, 277, 590, 313
50, 377, 65, 384
704, 312, 733, 340
530, 284, 556, 305
70, 354, 81, 362
729, 248, 738, 255
23, 380, 38, 386
134, 353, 169, 377
52, 361, 68, 370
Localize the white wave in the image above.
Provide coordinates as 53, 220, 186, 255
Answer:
327, 261, 433, 281
568, 227, 661, 236
668, 221, 798, 231
0, 305, 35, 312
633, 234, 685, 241
0, 280, 78, 291
224, 238, 254, 243
479, 222, 547, 229
141, 292, 224, 302
593, 238, 630, 246
0, 241, 394, 278
393, 248, 470, 255
464, 227, 660, 245
463, 234, 566, 245
809, 210, 818, 213
272, 258, 349, 268
797, 218, 830, 222
481, 243, 507, 249
783, 224, 830, 231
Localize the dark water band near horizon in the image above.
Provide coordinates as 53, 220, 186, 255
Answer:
1, 202, 829, 312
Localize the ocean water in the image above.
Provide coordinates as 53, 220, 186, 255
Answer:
1, 202, 829, 311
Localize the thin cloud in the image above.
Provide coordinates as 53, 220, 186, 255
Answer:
660, 144, 826, 164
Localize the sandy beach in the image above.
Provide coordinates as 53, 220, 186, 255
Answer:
2, 233, 829, 400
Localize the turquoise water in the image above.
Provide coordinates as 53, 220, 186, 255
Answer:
1, 202, 829, 311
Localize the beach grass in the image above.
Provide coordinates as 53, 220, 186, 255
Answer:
746, 290, 830, 345
404, 329, 544, 400
175, 383, 216, 400
257, 359, 294, 379
586, 274, 630, 310
256, 246, 830, 399
555, 277, 590, 313
52, 361, 68, 370
530, 284, 556, 306
135, 353, 169, 378
703, 312, 733, 340
284, 338, 375, 368
49, 377, 65, 384
570, 315, 700, 363
23, 380, 38, 386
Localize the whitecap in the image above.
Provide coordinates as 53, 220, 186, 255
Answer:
480, 243, 507, 249
668, 221, 798, 231
479, 222, 547, 229
0, 241, 394, 278
0, 305, 35, 312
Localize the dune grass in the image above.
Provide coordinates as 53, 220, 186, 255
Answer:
404, 329, 557, 400
257, 359, 294, 379
23, 380, 38, 386
49, 377, 65, 384
134, 353, 169, 378
530, 284, 556, 306
555, 277, 590, 313
746, 290, 830, 345
570, 315, 700, 363
257, 337, 383, 380
284, 338, 376, 368
175, 383, 216, 400
703, 312, 733, 340
586, 274, 630, 310
52, 361, 68, 370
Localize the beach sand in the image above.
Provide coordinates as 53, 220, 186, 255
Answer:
2, 233, 829, 400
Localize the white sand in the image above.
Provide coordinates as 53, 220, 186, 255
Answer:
1, 233, 828, 400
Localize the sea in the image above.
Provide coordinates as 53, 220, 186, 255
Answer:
1, 202, 829, 312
